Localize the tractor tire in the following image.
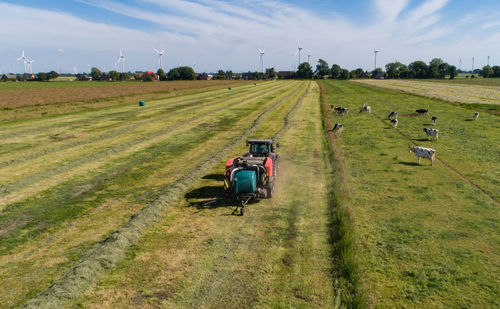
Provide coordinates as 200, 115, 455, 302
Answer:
266, 179, 274, 198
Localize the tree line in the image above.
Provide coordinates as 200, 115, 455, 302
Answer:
296, 58, 461, 80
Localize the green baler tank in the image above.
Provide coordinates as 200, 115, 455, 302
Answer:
234, 170, 257, 194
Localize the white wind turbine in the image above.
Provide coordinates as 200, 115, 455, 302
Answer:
258, 48, 265, 74
27, 58, 35, 73
154, 48, 166, 70
117, 49, 126, 72
296, 41, 303, 66
16, 50, 28, 73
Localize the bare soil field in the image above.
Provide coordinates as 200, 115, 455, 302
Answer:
0, 80, 249, 109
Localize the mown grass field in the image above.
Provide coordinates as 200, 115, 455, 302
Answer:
319, 80, 499, 308
353, 79, 500, 116
0, 80, 347, 308
1, 78, 499, 308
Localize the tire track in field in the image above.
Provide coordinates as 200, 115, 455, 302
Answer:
22, 82, 308, 309
0, 82, 291, 169
184, 83, 311, 307
0, 83, 265, 140
0, 83, 296, 205
371, 113, 500, 206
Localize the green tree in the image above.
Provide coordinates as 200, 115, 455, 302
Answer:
385, 62, 408, 79
108, 70, 120, 81
447, 65, 457, 79
399, 64, 409, 78
157, 68, 167, 81
330, 64, 342, 79
350, 68, 364, 78
296, 62, 313, 78
178, 66, 196, 80
215, 70, 226, 80
266, 67, 277, 79
408, 61, 428, 78
428, 58, 444, 78
91, 67, 102, 80
339, 69, 351, 79
482, 65, 493, 78
315, 59, 330, 77
492, 66, 500, 77
119, 72, 130, 81
167, 68, 181, 80
371, 68, 384, 78
37, 72, 48, 81
48, 70, 59, 80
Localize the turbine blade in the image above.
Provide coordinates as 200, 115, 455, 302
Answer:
154, 48, 160, 53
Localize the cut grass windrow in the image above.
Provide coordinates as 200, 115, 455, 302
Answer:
23, 82, 308, 308
0, 82, 291, 168
0, 82, 301, 254
0, 83, 296, 204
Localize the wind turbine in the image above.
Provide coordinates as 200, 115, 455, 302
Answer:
374, 49, 379, 70
154, 48, 166, 70
296, 41, 303, 66
27, 58, 35, 73
16, 50, 28, 73
117, 49, 126, 72
258, 49, 265, 74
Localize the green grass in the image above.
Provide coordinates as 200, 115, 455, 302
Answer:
68, 82, 342, 308
319, 80, 500, 308
0, 81, 306, 308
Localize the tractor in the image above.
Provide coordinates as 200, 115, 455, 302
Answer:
224, 139, 279, 215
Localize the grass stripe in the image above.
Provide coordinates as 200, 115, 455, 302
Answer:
22, 81, 307, 308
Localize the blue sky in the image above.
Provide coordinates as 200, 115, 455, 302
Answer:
1, 0, 499, 73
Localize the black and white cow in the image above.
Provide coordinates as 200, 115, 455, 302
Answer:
388, 111, 398, 120
391, 119, 398, 128
473, 112, 479, 120
333, 123, 343, 134
359, 103, 371, 114
409, 146, 436, 166
431, 116, 437, 125
416, 109, 428, 115
423, 128, 439, 140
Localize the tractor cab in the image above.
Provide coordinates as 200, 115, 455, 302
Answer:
245, 139, 278, 157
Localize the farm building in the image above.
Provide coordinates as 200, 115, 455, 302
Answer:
241, 72, 255, 80
141, 71, 159, 81
278, 71, 294, 79
23, 73, 36, 81
1, 73, 17, 81
197, 73, 212, 80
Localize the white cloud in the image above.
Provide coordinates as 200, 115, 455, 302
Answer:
0, 0, 496, 73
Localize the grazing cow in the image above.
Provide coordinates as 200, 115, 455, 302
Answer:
330, 104, 335, 110
416, 109, 428, 115
359, 104, 371, 114
409, 146, 436, 166
333, 123, 343, 134
391, 119, 398, 128
334, 106, 343, 113
339, 107, 349, 115
423, 128, 439, 140
473, 112, 479, 120
388, 111, 398, 120
431, 116, 437, 125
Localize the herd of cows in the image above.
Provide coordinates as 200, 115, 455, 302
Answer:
330, 104, 480, 166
